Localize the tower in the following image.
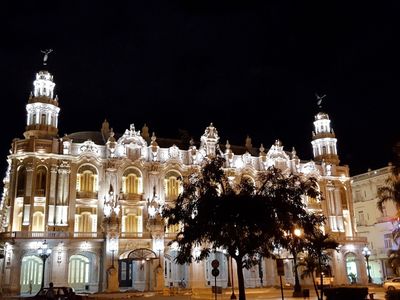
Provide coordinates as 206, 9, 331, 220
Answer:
23, 70, 60, 139
311, 111, 340, 165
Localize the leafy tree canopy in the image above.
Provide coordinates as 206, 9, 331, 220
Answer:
162, 156, 326, 300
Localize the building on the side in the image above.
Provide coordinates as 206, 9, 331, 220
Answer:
0, 67, 369, 295
351, 165, 398, 283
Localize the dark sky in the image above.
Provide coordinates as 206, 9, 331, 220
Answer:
1, 1, 399, 176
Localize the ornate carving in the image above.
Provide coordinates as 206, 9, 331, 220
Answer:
80, 140, 99, 155
168, 145, 181, 160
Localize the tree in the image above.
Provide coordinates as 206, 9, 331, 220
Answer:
378, 142, 400, 242
388, 248, 400, 276
302, 231, 339, 300
162, 156, 324, 300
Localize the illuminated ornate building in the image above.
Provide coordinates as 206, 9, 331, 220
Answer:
0, 68, 369, 295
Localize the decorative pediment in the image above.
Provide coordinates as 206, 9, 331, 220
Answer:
79, 140, 99, 155
117, 124, 147, 148
168, 145, 181, 160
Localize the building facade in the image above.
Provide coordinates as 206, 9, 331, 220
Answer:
351, 165, 397, 283
0, 68, 369, 295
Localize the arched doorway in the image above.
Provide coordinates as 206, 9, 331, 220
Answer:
68, 254, 90, 291
164, 250, 189, 287
346, 252, 358, 284
119, 248, 158, 291
20, 255, 42, 294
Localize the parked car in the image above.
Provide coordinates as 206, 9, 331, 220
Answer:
383, 277, 400, 290
25, 286, 82, 300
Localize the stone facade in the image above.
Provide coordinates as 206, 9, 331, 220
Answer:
0, 69, 369, 295
351, 165, 397, 283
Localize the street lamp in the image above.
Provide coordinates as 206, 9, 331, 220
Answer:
362, 246, 372, 283
109, 238, 118, 268
37, 240, 52, 290
292, 228, 303, 297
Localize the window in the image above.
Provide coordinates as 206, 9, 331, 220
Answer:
384, 233, 393, 249
125, 174, 139, 194
68, 255, 90, 290
76, 212, 93, 232
20, 255, 43, 294
35, 167, 47, 197
122, 168, 143, 194
32, 211, 44, 231
76, 165, 98, 193
17, 167, 27, 197
165, 171, 182, 201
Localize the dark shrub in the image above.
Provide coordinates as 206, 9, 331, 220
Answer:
386, 289, 400, 300
324, 286, 368, 300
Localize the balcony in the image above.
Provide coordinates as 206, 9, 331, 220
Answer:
0, 231, 104, 240
120, 232, 151, 239
334, 235, 368, 244
119, 193, 143, 201
76, 191, 98, 199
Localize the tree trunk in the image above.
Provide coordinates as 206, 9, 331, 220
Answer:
235, 257, 246, 300
311, 272, 320, 300
293, 254, 301, 295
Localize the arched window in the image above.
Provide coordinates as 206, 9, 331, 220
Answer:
68, 255, 90, 291
17, 166, 27, 197
124, 214, 138, 232
345, 253, 358, 284
20, 255, 43, 294
35, 166, 47, 197
122, 168, 142, 195
77, 212, 93, 232
164, 171, 182, 201
41, 113, 46, 125
32, 211, 44, 232
76, 165, 98, 193
14, 212, 22, 231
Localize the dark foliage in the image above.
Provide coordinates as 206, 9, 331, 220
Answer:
162, 156, 324, 300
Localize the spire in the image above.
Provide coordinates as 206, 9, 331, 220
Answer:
311, 95, 340, 165
23, 54, 60, 139
245, 135, 252, 152
101, 119, 110, 142
200, 123, 219, 157
141, 123, 150, 143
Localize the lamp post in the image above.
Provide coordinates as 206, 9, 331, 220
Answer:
362, 246, 372, 283
292, 228, 302, 297
109, 239, 118, 268
37, 240, 52, 290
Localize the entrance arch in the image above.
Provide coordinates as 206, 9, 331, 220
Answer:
164, 250, 189, 287
20, 255, 42, 295
346, 252, 359, 284
68, 254, 90, 291
119, 248, 159, 291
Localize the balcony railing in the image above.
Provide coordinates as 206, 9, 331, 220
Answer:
76, 191, 98, 199
0, 231, 179, 240
335, 235, 368, 244
0, 231, 104, 239
120, 232, 151, 239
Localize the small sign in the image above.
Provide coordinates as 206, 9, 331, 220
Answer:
211, 259, 219, 269
212, 268, 220, 277
276, 258, 285, 276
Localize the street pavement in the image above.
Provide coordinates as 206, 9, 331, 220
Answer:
5, 286, 386, 300
78, 286, 386, 300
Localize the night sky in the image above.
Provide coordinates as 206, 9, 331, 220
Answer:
1, 1, 399, 177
